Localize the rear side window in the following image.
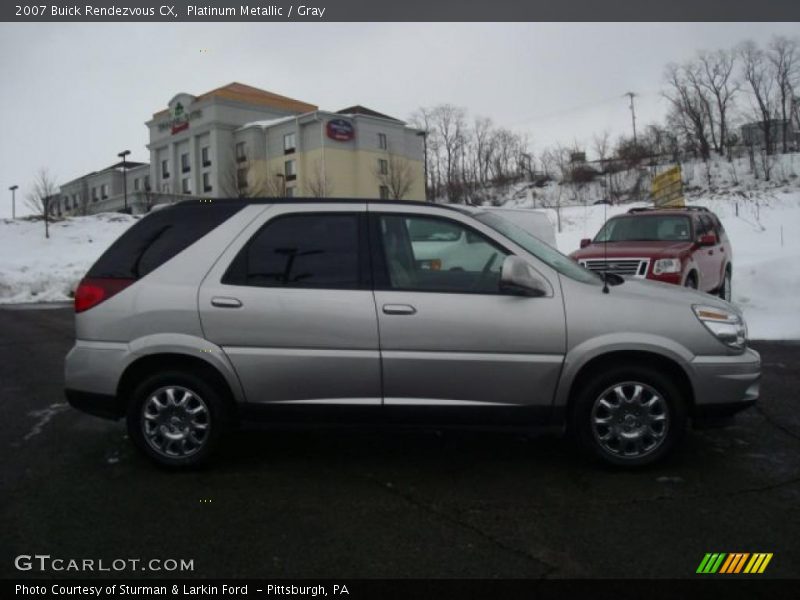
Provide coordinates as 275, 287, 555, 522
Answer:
87, 202, 245, 279
223, 213, 364, 289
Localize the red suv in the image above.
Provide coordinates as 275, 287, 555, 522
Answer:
570, 206, 732, 301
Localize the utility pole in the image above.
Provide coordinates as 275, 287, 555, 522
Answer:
625, 92, 637, 145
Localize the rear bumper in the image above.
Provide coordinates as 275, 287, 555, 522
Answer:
690, 347, 760, 419
65, 388, 123, 420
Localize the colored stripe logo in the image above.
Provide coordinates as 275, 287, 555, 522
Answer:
697, 553, 773, 574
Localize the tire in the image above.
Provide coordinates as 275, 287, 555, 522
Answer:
718, 268, 732, 302
684, 272, 698, 289
126, 370, 225, 468
570, 365, 688, 467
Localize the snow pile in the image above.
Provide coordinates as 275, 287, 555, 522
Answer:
0, 213, 138, 304
0, 182, 798, 339
534, 192, 800, 340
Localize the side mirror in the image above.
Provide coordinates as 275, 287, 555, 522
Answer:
580, 238, 592, 248
698, 233, 717, 247
499, 256, 548, 297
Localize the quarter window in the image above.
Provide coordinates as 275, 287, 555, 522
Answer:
377, 215, 507, 294
223, 214, 361, 289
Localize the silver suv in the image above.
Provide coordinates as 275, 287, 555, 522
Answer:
65, 199, 760, 468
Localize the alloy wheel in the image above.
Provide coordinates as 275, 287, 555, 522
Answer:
141, 385, 211, 459
590, 381, 669, 459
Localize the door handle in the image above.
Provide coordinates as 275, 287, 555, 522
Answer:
211, 296, 242, 308
382, 304, 417, 315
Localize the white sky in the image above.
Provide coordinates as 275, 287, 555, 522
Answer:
1, 22, 798, 217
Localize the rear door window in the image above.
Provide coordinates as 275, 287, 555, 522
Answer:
223, 213, 366, 289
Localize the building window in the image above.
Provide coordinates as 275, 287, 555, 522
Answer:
378, 133, 388, 150
285, 159, 296, 181
237, 168, 248, 190
236, 142, 246, 163
161, 159, 170, 179
203, 173, 212, 193
73, 194, 78, 209
285, 186, 295, 198
201, 146, 211, 167
101, 184, 108, 199
92, 188, 98, 202
144, 176, 151, 191
181, 153, 190, 173
64, 197, 70, 211
161, 183, 170, 193
379, 185, 390, 200
182, 178, 191, 195
378, 159, 389, 175
284, 133, 296, 154
134, 178, 140, 191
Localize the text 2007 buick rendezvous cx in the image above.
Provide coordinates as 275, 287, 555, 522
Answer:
65, 199, 760, 468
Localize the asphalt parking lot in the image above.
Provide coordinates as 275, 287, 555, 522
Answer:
1, 306, 799, 579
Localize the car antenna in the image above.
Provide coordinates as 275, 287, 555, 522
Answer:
602, 200, 610, 294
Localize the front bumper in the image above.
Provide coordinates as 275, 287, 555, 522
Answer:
690, 347, 760, 419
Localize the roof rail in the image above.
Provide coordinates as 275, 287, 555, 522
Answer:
627, 205, 710, 214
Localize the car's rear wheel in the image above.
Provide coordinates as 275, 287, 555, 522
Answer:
126, 370, 224, 468
684, 272, 698, 289
718, 268, 732, 302
571, 365, 687, 467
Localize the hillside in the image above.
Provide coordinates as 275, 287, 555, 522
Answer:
0, 158, 798, 339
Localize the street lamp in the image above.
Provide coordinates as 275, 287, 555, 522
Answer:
416, 130, 429, 202
118, 150, 131, 213
9, 185, 18, 219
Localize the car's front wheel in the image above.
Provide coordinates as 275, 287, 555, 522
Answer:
126, 370, 224, 468
571, 365, 687, 467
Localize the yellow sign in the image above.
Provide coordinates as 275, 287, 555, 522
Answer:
651, 165, 685, 208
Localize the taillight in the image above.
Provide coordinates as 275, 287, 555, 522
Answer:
74, 277, 135, 313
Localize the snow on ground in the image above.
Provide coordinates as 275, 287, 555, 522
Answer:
532, 192, 800, 340
0, 188, 798, 339
0, 213, 138, 304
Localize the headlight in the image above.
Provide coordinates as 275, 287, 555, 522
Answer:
653, 258, 681, 274
693, 305, 747, 350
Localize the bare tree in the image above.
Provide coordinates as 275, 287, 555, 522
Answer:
696, 49, 740, 156
306, 159, 334, 198
663, 62, 713, 160
767, 36, 800, 153
25, 168, 58, 238
739, 40, 778, 157
218, 142, 282, 198
373, 147, 417, 200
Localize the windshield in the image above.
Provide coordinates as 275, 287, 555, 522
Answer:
595, 215, 692, 242
474, 212, 602, 285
